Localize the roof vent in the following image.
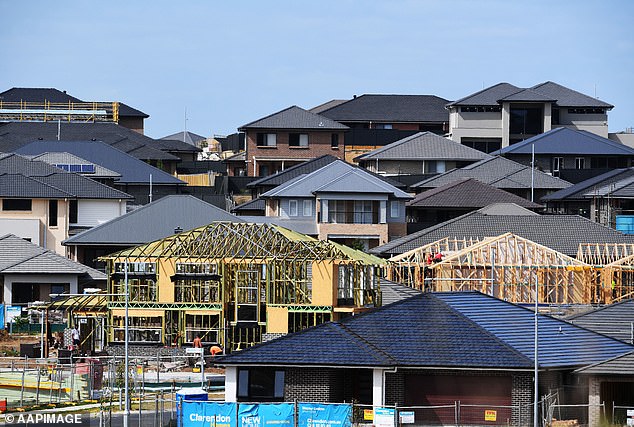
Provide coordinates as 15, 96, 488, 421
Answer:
174, 226, 183, 234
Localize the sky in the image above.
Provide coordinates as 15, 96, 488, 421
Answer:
1, 1, 633, 139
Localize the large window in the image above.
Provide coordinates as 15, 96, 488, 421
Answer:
289, 133, 308, 147
238, 369, 285, 401
185, 314, 221, 344
327, 200, 378, 224
174, 263, 220, 302
2, 199, 31, 211
112, 262, 157, 302
575, 157, 586, 169
510, 106, 543, 136
256, 133, 277, 147
69, 199, 78, 224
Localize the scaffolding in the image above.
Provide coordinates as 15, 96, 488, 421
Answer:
98, 222, 385, 352
387, 233, 596, 304
0, 100, 119, 123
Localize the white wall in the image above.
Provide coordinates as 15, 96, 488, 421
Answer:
75, 200, 126, 227
0, 219, 41, 245
3, 273, 78, 305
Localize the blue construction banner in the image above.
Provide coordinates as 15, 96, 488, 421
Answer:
298, 403, 352, 427
238, 403, 295, 427
0, 304, 4, 330
182, 401, 237, 427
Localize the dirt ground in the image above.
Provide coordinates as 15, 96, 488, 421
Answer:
0, 330, 40, 355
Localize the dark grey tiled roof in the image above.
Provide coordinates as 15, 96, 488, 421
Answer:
239, 106, 348, 130
0, 122, 181, 161
309, 99, 348, 114
567, 300, 634, 344
448, 81, 613, 108
412, 156, 571, 190
0, 87, 149, 117
371, 208, 634, 257
29, 152, 121, 178
0, 234, 105, 279
493, 127, 634, 156
447, 83, 521, 107
379, 278, 422, 306
15, 140, 184, 185
407, 179, 543, 208
218, 292, 633, 369
319, 94, 450, 123
0, 153, 132, 199
160, 131, 206, 146
354, 132, 490, 161
531, 81, 613, 108
64, 195, 242, 246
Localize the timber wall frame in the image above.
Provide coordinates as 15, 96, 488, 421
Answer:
387, 235, 634, 305
99, 222, 385, 352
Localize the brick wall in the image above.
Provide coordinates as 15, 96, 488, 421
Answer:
285, 368, 337, 402
246, 130, 345, 176
511, 372, 533, 427
385, 371, 405, 405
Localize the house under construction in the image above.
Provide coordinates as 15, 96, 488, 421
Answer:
385, 233, 634, 305
98, 222, 385, 352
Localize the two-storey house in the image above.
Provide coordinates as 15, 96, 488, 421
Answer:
239, 106, 348, 177
447, 81, 614, 152
259, 159, 412, 249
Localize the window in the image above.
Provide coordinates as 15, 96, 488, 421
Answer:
2, 199, 31, 211
568, 108, 606, 114
112, 316, 162, 343
256, 133, 277, 147
237, 369, 285, 401
303, 200, 312, 216
460, 106, 502, 113
69, 200, 78, 224
49, 200, 58, 227
112, 262, 157, 302
575, 157, 586, 169
337, 265, 377, 306
331, 133, 339, 149
374, 123, 393, 129
289, 133, 308, 147
288, 200, 298, 216
185, 314, 221, 343
553, 157, 564, 177
390, 201, 400, 218
354, 200, 373, 224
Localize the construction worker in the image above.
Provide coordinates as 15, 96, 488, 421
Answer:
193, 335, 203, 348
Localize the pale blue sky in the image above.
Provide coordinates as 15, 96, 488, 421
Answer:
1, 1, 633, 139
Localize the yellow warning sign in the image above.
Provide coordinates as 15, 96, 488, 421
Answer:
363, 409, 374, 421
485, 410, 497, 421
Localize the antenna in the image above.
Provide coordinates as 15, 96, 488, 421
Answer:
183, 107, 188, 143
149, 174, 153, 203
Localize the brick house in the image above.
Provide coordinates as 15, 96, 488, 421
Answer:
217, 292, 634, 426
239, 106, 348, 177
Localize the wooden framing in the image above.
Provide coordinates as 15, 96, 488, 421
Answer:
387, 233, 596, 304
576, 243, 634, 265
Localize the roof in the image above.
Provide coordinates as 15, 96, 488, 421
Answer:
0, 122, 183, 162
542, 168, 634, 201
63, 195, 242, 246
217, 292, 633, 369
28, 152, 121, 178
448, 81, 613, 109
0, 234, 105, 280
574, 351, 634, 375
14, 140, 184, 185
247, 155, 340, 189
318, 94, 450, 123
567, 300, 634, 344
309, 99, 348, 114
234, 216, 318, 235
239, 106, 348, 130
371, 205, 634, 257
354, 132, 490, 162
231, 197, 265, 213
379, 278, 422, 306
493, 127, 634, 156
407, 178, 543, 209
412, 156, 571, 190
160, 131, 207, 146
260, 160, 412, 199
0, 87, 149, 118
105, 222, 385, 266
0, 153, 132, 199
